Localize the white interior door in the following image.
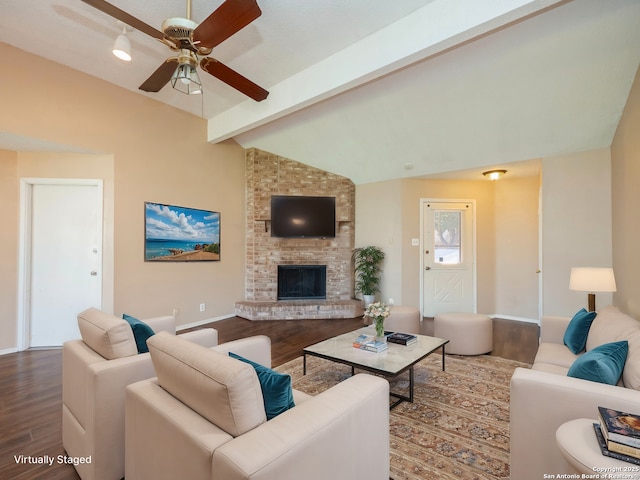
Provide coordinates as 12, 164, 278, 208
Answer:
422, 200, 476, 317
26, 181, 102, 347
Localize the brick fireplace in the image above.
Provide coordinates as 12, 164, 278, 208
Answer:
235, 148, 363, 320
277, 265, 326, 300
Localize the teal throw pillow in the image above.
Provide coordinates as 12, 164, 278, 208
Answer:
228, 352, 295, 420
122, 314, 155, 354
563, 308, 597, 354
567, 341, 628, 385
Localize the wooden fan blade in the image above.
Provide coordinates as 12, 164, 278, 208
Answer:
80, 0, 165, 39
139, 59, 179, 92
200, 58, 268, 101
193, 0, 262, 50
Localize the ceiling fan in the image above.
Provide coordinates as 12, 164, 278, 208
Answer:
81, 0, 269, 101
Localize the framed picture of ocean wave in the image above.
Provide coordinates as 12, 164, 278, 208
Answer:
144, 202, 220, 262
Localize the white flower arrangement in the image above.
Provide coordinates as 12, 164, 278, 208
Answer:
364, 302, 390, 320
364, 302, 390, 338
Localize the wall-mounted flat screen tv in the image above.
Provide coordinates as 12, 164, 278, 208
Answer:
270, 195, 336, 238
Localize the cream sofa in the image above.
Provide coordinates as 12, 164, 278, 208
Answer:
510, 305, 640, 480
125, 331, 391, 480
62, 308, 219, 480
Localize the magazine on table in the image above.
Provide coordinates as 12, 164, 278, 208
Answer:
598, 406, 640, 449
353, 334, 388, 353
385, 331, 418, 345
593, 423, 640, 466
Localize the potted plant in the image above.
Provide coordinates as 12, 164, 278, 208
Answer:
352, 246, 385, 305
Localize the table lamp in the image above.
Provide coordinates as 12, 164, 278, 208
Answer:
569, 267, 616, 312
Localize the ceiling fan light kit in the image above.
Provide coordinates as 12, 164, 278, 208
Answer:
82, 0, 269, 101
171, 50, 202, 95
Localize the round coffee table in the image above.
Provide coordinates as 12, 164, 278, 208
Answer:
556, 418, 640, 476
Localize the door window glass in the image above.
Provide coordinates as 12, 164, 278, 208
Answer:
434, 210, 461, 264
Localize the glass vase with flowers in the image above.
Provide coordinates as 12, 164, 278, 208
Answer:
364, 301, 390, 341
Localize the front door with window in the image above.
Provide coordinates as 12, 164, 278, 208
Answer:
422, 200, 475, 317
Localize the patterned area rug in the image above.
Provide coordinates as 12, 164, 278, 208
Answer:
275, 353, 530, 480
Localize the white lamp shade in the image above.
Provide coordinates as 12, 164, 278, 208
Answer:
569, 267, 617, 293
112, 34, 131, 62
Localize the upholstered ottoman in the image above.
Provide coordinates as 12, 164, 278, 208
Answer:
385, 305, 421, 334
433, 312, 493, 355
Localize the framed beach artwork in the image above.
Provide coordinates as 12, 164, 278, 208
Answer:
144, 202, 220, 262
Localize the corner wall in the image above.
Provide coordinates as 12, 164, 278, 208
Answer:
541, 149, 613, 316
611, 65, 640, 318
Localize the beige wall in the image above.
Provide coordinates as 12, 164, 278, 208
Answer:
541, 149, 613, 316
0, 150, 19, 350
356, 175, 541, 320
355, 180, 404, 304
0, 43, 246, 351
612, 65, 640, 318
495, 176, 540, 318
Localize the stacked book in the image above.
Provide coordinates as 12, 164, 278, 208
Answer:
593, 406, 640, 465
386, 332, 418, 346
353, 334, 388, 353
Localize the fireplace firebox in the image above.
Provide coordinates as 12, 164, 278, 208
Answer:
278, 265, 327, 300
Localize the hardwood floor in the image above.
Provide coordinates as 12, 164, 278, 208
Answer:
199, 315, 540, 366
0, 316, 538, 480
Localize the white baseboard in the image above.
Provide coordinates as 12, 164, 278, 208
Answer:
176, 313, 236, 332
489, 314, 540, 325
0, 347, 18, 356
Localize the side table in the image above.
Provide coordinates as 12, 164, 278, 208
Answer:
556, 418, 640, 477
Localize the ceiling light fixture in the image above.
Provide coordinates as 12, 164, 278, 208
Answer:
482, 169, 507, 180
171, 50, 202, 95
112, 21, 132, 62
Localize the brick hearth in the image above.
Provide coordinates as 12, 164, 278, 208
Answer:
235, 299, 363, 321
236, 148, 362, 320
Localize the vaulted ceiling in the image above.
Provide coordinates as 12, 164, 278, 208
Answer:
1, 0, 639, 184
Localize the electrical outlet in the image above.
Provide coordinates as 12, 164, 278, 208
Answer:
172, 308, 180, 318
199, 303, 206, 312
411, 238, 419, 246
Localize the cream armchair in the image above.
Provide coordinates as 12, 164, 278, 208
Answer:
62, 308, 218, 480
125, 332, 391, 480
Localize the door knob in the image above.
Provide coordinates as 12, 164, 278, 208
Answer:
90, 271, 98, 276
425, 266, 431, 271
